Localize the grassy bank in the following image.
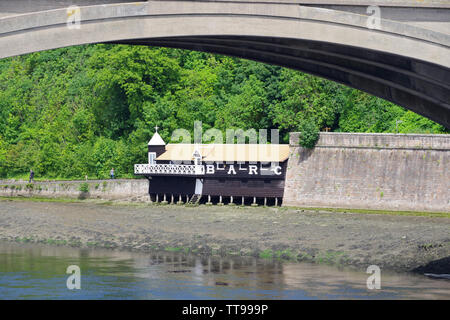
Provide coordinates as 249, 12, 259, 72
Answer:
282, 206, 450, 218
0, 196, 85, 204
0, 174, 141, 182
1, 196, 449, 218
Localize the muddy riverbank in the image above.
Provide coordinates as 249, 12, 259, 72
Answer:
0, 199, 448, 274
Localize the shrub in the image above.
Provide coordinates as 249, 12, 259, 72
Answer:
299, 118, 320, 149
79, 182, 89, 193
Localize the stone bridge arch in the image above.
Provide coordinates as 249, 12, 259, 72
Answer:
0, 1, 449, 127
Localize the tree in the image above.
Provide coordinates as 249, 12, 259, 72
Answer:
0, 44, 446, 180
298, 118, 319, 149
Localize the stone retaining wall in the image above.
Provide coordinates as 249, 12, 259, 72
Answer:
283, 132, 450, 212
0, 179, 148, 200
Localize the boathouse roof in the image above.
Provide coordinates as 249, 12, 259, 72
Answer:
156, 144, 290, 162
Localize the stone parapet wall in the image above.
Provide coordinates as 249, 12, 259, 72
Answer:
0, 179, 148, 200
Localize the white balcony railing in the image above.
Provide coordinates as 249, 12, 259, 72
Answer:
134, 164, 205, 175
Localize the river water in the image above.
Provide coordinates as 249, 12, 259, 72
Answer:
0, 241, 448, 299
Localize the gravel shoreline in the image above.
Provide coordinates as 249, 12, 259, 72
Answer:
0, 199, 449, 274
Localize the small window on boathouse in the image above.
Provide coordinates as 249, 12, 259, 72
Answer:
149, 152, 156, 165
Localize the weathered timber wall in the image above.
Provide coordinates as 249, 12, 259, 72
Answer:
283, 132, 450, 212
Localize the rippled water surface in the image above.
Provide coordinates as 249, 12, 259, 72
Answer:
0, 242, 448, 299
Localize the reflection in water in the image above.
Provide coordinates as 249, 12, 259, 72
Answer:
0, 242, 448, 299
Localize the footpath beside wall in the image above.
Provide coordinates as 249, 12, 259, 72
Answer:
0, 179, 148, 200
283, 132, 450, 212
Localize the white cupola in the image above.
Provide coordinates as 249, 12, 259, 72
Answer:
148, 126, 165, 146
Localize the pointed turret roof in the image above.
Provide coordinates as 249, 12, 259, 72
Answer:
148, 126, 165, 146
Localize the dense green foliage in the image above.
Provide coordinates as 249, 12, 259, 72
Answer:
298, 118, 320, 149
0, 44, 447, 179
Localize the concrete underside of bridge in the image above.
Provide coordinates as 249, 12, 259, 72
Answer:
114, 35, 450, 129
0, 1, 449, 128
